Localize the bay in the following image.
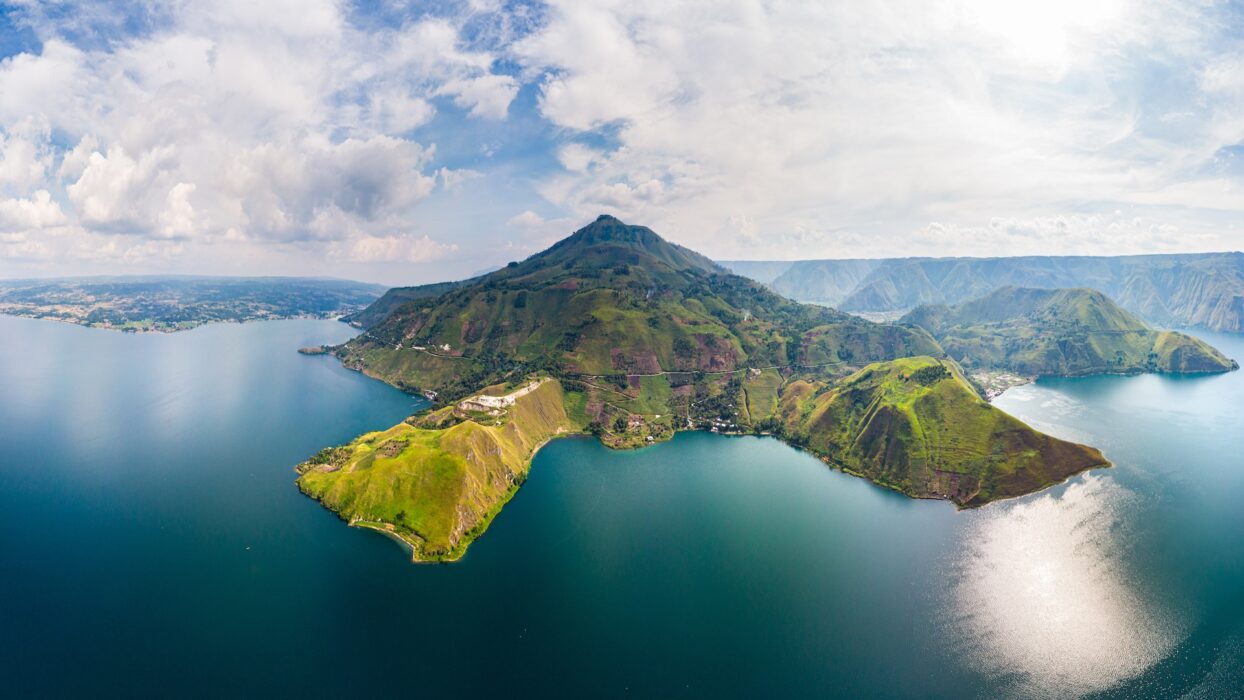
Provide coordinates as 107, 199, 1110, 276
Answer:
1, 315, 1241, 697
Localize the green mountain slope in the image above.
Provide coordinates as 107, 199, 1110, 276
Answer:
731, 252, 1244, 333
342, 279, 474, 329
336, 215, 941, 400
775, 357, 1108, 507
900, 287, 1237, 376
300, 217, 1119, 561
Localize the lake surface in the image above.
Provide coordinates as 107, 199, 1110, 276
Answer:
1, 316, 1242, 698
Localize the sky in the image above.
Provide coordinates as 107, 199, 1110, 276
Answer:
0, 0, 1241, 286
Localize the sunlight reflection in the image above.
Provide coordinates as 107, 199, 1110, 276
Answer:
947, 475, 1183, 698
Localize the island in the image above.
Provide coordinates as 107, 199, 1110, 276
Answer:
295, 216, 1149, 561
0, 276, 386, 332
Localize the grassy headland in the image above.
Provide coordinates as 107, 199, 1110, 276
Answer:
298, 379, 575, 561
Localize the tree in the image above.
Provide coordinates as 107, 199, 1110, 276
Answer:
673, 337, 695, 358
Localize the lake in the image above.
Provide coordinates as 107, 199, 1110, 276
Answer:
1, 315, 1241, 697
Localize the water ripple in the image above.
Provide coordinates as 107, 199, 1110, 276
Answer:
944, 475, 1186, 698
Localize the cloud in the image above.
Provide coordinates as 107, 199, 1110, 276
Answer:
0, 116, 53, 190
514, 0, 1244, 259
507, 210, 547, 228
907, 213, 1199, 256
158, 183, 198, 239
329, 234, 458, 263
65, 144, 178, 233
1, 0, 1242, 278
504, 208, 577, 255
436, 74, 520, 119
556, 143, 601, 173
0, 0, 515, 274
1201, 56, 1244, 96
0, 190, 66, 231
438, 167, 482, 192
222, 135, 438, 242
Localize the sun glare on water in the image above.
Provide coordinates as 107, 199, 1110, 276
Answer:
945, 475, 1183, 698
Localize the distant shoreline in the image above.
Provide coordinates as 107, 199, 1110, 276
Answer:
0, 310, 356, 334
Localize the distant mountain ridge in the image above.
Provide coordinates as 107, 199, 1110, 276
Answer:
721, 252, 1244, 333
900, 287, 1237, 376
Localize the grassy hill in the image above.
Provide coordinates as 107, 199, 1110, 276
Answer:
775, 357, 1108, 507
297, 378, 575, 561
726, 252, 1244, 333
301, 217, 1123, 561
900, 287, 1236, 376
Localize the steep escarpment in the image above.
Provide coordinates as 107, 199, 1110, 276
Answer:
900, 287, 1236, 376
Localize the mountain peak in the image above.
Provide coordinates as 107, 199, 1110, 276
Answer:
530, 216, 723, 276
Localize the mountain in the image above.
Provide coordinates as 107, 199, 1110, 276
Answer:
776, 357, 1107, 507
343, 278, 474, 329
900, 287, 1237, 376
723, 258, 882, 305
717, 260, 796, 285
337, 215, 939, 400
724, 252, 1244, 333
302, 216, 1111, 561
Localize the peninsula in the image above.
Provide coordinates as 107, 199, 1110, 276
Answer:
294, 217, 1163, 561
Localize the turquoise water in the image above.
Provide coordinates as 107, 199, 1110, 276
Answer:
0, 316, 1241, 697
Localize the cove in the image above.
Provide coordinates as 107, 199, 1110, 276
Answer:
1, 315, 1243, 697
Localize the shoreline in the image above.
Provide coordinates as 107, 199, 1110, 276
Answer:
300, 356, 1154, 561
303, 414, 1114, 563
0, 310, 361, 334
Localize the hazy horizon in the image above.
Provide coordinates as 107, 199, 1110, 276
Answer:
4, 238, 1244, 288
